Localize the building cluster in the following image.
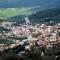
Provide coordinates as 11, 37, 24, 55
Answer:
0, 21, 60, 52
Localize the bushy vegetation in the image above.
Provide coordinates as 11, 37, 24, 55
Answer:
31, 33, 40, 38
0, 27, 10, 32
9, 35, 28, 41
15, 37, 27, 41
0, 38, 14, 45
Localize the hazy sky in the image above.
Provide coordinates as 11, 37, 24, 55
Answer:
0, 0, 60, 8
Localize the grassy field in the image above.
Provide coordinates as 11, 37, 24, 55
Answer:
0, 7, 32, 19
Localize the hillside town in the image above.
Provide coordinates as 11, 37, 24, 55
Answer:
0, 17, 60, 57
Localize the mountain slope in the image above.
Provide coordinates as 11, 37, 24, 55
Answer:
28, 8, 60, 23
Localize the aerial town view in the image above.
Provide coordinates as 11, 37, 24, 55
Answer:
0, 0, 60, 60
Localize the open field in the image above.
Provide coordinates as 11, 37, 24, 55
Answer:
0, 7, 32, 19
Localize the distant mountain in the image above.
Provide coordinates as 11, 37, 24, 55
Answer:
28, 8, 60, 23
0, 0, 60, 20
